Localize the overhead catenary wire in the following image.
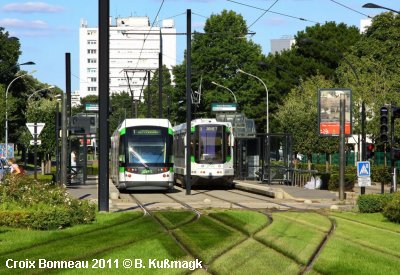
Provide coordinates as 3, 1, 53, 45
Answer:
248, 0, 279, 29
329, 0, 372, 18
227, 0, 320, 24
133, 0, 165, 71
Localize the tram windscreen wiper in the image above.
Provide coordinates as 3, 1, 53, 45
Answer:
128, 146, 149, 169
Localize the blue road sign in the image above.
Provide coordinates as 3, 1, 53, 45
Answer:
357, 161, 371, 177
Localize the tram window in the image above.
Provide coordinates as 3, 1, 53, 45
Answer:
225, 127, 231, 160
126, 127, 169, 164
196, 125, 223, 163
119, 134, 125, 165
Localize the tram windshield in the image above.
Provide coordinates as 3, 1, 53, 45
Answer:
126, 127, 171, 165
194, 125, 227, 164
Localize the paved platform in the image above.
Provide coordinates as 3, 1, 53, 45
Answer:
66, 177, 390, 212
234, 180, 338, 201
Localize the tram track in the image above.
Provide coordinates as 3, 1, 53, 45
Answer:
188, 188, 336, 274
128, 193, 209, 273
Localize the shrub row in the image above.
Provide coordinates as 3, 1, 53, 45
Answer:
382, 192, 400, 223
357, 193, 395, 213
357, 192, 400, 224
0, 175, 96, 230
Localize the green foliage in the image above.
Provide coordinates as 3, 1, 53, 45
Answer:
274, 75, 338, 155
209, 210, 269, 235
328, 173, 355, 191
0, 175, 96, 229
24, 97, 60, 157
357, 193, 395, 213
139, 65, 174, 120
0, 27, 22, 84
172, 10, 265, 130
372, 166, 391, 185
383, 192, 400, 223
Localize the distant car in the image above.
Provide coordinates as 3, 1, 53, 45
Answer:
0, 158, 10, 181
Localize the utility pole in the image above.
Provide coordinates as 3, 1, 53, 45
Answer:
185, 9, 192, 195
159, 30, 163, 118
98, 0, 109, 211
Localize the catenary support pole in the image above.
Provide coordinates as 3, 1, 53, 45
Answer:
339, 94, 346, 200
185, 9, 192, 195
98, 0, 109, 211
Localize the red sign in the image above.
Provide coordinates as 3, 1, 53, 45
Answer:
318, 89, 352, 137
319, 122, 351, 136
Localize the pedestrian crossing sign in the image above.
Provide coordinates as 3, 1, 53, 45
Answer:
357, 161, 371, 177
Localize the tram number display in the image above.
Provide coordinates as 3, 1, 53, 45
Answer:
202, 126, 218, 132
133, 129, 161, 135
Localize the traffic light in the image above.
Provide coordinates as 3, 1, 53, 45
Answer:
366, 143, 375, 159
393, 106, 400, 119
380, 106, 389, 143
391, 148, 400, 161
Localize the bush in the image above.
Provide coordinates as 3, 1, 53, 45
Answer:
0, 174, 96, 230
383, 192, 400, 223
371, 166, 391, 185
328, 174, 355, 191
357, 193, 395, 213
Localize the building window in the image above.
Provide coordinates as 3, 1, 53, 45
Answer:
88, 77, 97, 82
87, 40, 97, 45
87, 58, 97, 63
87, 68, 97, 73
88, 87, 97, 92
87, 49, 97, 54
87, 31, 96, 35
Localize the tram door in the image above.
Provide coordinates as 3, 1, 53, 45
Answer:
234, 138, 260, 180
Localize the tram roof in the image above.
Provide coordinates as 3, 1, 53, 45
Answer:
117, 118, 172, 131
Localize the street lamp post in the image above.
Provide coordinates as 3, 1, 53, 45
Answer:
0, 61, 35, 75
5, 70, 36, 159
211, 81, 237, 103
362, 3, 400, 14
236, 69, 269, 133
27, 85, 55, 101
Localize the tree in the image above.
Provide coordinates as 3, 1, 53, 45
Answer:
139, 65, 174, 121
274, 74, 338, 165
23, 98, 58, 170
260, 22, 362, 122
109, 91, 131, 135
335, 12, 400, 148
0, 28, 21, 84
172, 10, 266, 131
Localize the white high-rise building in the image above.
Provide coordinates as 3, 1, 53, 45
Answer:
79, 16, 176, 99
270, 36, 295, 54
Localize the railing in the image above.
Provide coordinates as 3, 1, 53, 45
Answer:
290, 168, 318, 187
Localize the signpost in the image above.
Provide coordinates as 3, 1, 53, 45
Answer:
357, 161, 372, 188
26, 123, 45, 180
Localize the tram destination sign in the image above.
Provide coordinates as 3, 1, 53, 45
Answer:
133, 129, 162, 135
211, 103, 237, 112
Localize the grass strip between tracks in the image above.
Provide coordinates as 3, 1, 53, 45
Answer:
208, 210, 270, 235
254, 213, 330, 265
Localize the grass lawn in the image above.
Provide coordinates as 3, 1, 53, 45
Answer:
330, 211, 400, 233
209, 210, 270, 235
330, 215, 400, 258
173, 216, 247, 264
210, 239, 300, 275
255, 213, 329, 265
312, 236, 400, 275
1, 209, 400, 274
153, 211, 197, 229
62, 234, 194, 275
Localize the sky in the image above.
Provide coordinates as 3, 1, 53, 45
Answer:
0, 0, 396, 92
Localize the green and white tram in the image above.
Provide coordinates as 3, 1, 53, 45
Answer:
173, 118, 234, 187
111, 119, 174, 192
